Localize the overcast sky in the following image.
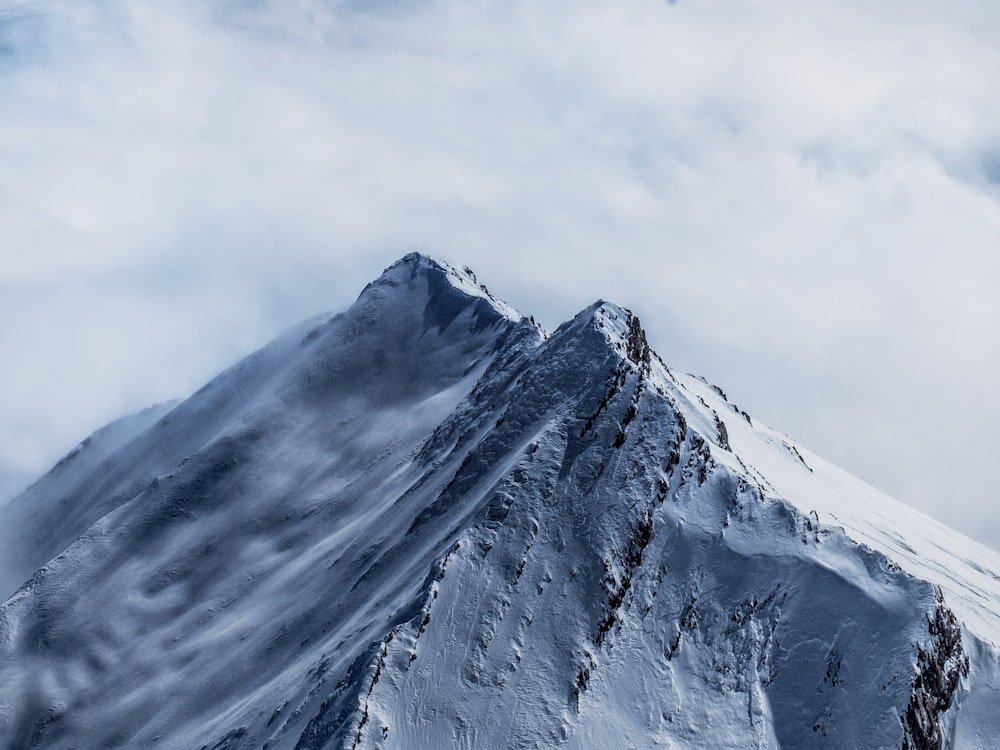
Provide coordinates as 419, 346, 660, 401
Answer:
1, 0, 998, 548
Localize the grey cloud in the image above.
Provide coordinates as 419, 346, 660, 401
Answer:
1, 0, 998, 550
982, 150, 1000, 188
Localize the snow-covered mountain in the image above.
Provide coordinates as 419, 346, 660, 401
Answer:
1, 253, 998, 749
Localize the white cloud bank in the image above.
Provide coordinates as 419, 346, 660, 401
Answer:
1, 0, 998, 545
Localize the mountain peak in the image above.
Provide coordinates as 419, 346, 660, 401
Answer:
379, 251, 445, 278
554, 299, 652, 371
591, 301, 651, 369
364, 253, 525, 328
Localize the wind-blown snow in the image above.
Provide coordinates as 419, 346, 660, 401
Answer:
0, 254, 996, 749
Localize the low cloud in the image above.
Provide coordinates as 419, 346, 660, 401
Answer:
1, 0, 998, 548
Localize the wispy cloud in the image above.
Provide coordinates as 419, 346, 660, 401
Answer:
1, 0, 998, 545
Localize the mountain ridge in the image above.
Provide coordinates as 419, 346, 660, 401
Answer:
1, 253, 998, 749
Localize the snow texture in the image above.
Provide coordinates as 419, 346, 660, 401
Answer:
1, 253, 998, 749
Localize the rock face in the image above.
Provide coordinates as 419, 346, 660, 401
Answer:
1, 253, 999, 749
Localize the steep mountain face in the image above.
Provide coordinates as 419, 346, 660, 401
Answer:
1, 254, 999, 749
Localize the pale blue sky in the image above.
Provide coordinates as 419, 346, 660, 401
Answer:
1, 0, 998, 547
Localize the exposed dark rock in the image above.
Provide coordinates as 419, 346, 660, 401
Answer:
623, 311, 651, 371
713, 412, 731, 452
596, 508, 655, 646
900, 593, 970, 750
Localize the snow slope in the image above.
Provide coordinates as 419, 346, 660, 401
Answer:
1, 253, 997, 749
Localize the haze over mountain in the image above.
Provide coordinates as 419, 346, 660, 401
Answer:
1, 255, 998, 749
2, 0, 998, 554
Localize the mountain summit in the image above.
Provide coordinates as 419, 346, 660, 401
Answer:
1, 254, 998, 749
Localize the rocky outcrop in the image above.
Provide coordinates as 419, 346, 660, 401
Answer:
901, 592, 970, 750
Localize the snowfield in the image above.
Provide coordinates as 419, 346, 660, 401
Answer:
1, 253, 998, 749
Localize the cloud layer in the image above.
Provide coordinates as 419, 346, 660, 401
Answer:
1, 0, 998, 546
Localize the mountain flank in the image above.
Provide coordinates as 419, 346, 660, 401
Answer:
1, 254, 998, 749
